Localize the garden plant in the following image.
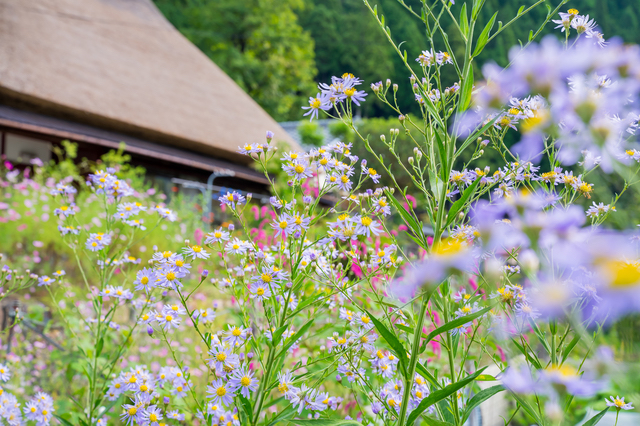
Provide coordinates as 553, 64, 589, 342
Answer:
2, 0, 640, 426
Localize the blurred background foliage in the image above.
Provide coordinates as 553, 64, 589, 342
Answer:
154, 0, 639, 121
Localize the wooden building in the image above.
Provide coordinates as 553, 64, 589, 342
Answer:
0, 0, 299, 193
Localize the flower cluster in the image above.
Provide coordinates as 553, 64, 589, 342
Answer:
303, 73, 367, 120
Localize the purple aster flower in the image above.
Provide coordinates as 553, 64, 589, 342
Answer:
228, 367, 258, 398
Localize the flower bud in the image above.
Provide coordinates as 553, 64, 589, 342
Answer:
201, 270, 209, 278
408, 157, 414, 165
409, 75, 416, 84
393, 83, 398, 92
386, 79, 392, 87
266, 130, 274, 142
380, 135, 386, 143
147, 325, 154, 336
228, 224, 235, 231
398, 114, 406, 123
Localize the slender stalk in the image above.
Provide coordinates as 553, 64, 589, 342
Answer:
397, 291, 430, 426
443, 292, 461, 425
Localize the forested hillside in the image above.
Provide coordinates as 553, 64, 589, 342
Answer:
154, 0, 640, 120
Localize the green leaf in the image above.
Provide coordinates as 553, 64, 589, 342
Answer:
417, 85, 445, 128
366, 310, 407, 376
527, 317, 551, 354
458, 114, 498, 152
416, 362, 441, 389
518, 5, 525, 15
475, 374, 497, 381
100, 395, 122, 415
581, 407, 610, 426
510, 338, 542, 369
289, 292, 324, 318
428, 169, 444, 203
96, 337, 104, 358
291, 420, 363, 425
445, 178, 481, 227
270, 324, 288, 347
561, 334, 581, 363
277, 319, 314, 358
384, 190, 426, 249
433, 130, 448, 175
471, 0, 487, 20
462, 385, 505, 424
267, 405, 296, 426
406, 367, 487, 425
473, 12, 498, 57
421, 417, 454, 426
54, 416, 75, 426
459, 3, 469, 38
510, 391, 544, 424
424, 306, 491, 343
396, 324, 414, 334
238, 394, 253, 422
457, 63, 475, 112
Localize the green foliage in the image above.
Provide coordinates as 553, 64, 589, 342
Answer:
154, 0, 639, 120
298, 0, 427, 117
298, 121, 325, 147
153, 0, 317, 121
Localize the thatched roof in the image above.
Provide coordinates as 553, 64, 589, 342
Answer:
0, 0, 300, 164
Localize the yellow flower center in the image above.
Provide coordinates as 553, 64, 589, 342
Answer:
216, 386, 226, 396
614, 398, 626, 408
432, 238, 465, 256
360, 217, 372, 226
240, 377, 251, 387
128, 407, 137, 416
232, 328, 242, 336
603, 260, 640, 288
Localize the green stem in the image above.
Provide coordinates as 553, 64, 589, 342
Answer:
397, 291, 430, 426
443, 290, 461, 425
